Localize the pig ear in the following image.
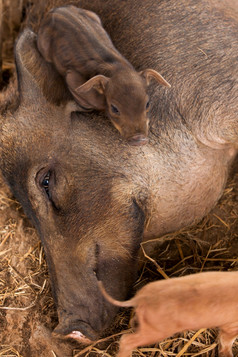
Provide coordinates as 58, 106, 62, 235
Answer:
15, 28, 70, 105
67, 74, 109, 111
83, 9, 102, 25
15, 29, 44, 103
140, 68, 171, 88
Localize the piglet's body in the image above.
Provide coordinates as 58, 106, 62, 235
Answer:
99, 271, 238, 357
37, 5, 170, 145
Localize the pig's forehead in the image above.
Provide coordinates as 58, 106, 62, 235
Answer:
1, 110, 72, 166
1, 105, 115, 171
1, 101, 160, 180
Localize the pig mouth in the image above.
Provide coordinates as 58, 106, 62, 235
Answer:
66, 330, 92, 344
127, 134, 148, 146
53, 319, 98, 343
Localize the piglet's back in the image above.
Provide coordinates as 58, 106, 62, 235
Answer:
136, 271, 238, 330
138, 271, 238, 304
37, 5, 130, 79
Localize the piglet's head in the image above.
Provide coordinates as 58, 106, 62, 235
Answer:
68, 68, 170, 146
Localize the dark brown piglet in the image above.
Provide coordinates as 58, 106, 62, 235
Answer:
99, 271, 238, 357
37, 5, 170, 145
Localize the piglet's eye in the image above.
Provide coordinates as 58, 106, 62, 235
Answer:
111, 104, 120, 115
146, 100, 150, 110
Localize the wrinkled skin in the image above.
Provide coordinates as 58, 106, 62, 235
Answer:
0, 0, 238, 342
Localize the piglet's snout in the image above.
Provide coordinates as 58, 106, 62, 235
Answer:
127, 134, 148, 146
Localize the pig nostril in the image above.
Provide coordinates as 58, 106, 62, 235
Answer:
128, 135, 148, 146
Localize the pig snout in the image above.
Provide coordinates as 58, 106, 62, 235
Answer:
127, 134, 148, 146
46, 239, 138, 342
53, 315, 97, 342
52, 291, 119, 342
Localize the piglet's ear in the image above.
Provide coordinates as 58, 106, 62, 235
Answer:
67, 74, 109, 111
140, 68, 171, 88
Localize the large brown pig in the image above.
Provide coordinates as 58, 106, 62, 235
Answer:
0, 0, 237, 343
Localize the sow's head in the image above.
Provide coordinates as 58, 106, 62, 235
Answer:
0, 29, 145, 341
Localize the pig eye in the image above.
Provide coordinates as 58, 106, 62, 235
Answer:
37, 168, 57, 204
111, 104, 120, 115
146, 100, 150, 111
41, 171, 51, 198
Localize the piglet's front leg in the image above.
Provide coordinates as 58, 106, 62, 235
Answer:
218, 325, 238, 357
